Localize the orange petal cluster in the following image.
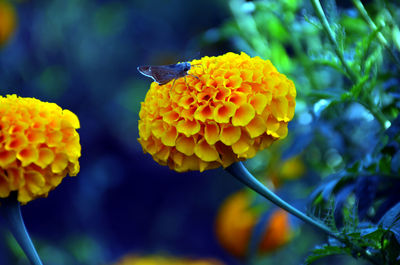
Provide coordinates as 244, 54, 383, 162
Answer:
114, 255, 224, 265
215, 191, 292, 258
138, 52, 296, 172
0, 94, 81, 204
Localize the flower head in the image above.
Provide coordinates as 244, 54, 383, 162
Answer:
114, 255, 224, 265
0, 94, 81, 204
0, 0, 17, 47
138, 52, 296, 172
215, 191, 292, 258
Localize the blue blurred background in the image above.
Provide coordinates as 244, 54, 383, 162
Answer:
0, 0, 247, 264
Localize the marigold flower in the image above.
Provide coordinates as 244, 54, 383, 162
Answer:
0, 94, 81, 204
114, 255, 225, 265
0, 0, 17, 47
215, 191, 292, 258
138, 52, 296, 172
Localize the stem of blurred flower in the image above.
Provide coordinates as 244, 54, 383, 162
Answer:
0, 193, 43, 265
226, 162, 382, 265
310, 0, 359, 84
352, 0, 400, 70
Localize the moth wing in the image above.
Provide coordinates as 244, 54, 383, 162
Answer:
137, 66, 151, 75
146, 65, 178, 85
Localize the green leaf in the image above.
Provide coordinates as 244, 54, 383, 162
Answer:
306, 245, 351, 264
350, 75, 369, 98
392, 26, 400, 52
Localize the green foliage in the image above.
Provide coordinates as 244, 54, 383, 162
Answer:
212, 0, 400, 264
306, 245, 351, 264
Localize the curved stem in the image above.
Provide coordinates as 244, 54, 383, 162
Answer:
226, 162, 338, 238
0, 193, 43, 265
226, 161, 382, 265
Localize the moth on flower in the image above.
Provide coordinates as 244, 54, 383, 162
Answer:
137, 62, 201, 86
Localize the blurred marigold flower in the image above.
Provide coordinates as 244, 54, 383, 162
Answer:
138, 52, 296, 172
0, 94, 81, 204
215, 191, 292, 258
269, 155, 306, 188
279, 156, 305, 180
114, 255, 224, 265
0, 0, 17, 47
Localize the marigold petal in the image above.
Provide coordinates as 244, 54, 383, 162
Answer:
27, 130, 45, 144
246, 115, 267, 138
151, 120, 166, 138
51, 153, 68, 173
176, 119, 200, 137
161, 126, 178, 146
232, 103, 255, 127
36, 148, 55, 168
194, 139, 219, 162
47, 131, 63, 147
266, 117, 281, 137
214, 102, 237, 123
5, 167, 24, 189
204, 122, 220, 145
25, 171, 45, 195
271, 97, 289, 121
17, 147, 39, 167
5, 134, 28, 151
155, 146, 171, 162
176, 135, 196, 156
250, 94, 270, 115
232, 133, 254, 156
0, 175, 10, 197
163, 110, 180, 124
194, 104, 214, 122
62, 109, 80, 129
229, 92, 247, 106
220, 125, 241, 145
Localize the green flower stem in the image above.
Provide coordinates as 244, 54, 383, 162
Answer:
226, 162, 382, 265
226, 162, 338, 238
0, 194, 43, 265
352, 0, 400, 70
310, 0, 359, 83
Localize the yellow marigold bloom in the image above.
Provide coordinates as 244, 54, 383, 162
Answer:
113, 255, 224, 265
0, 0, 17, 47
0, 94, 81, 204
215, 191, 292, 258
138, 52, 296, 172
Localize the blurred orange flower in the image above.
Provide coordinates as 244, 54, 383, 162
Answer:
138, 52, 296, 172
269, 156, 306, 188
113, 255, 224, 265
0, 0, 17, 47
215, 191, 292, 258
0, 94, 81, 203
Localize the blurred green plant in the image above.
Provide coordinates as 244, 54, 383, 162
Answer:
207, 0, 400, 264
